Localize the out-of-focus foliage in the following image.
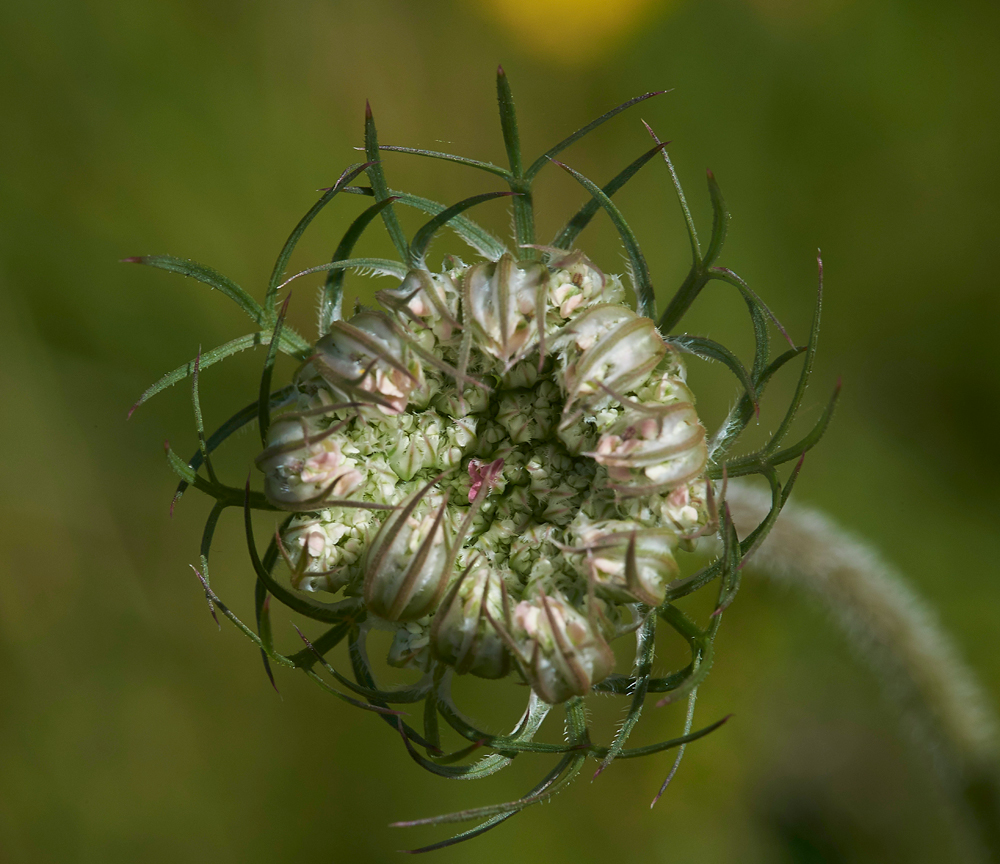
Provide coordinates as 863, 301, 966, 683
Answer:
0, 0, 997, 861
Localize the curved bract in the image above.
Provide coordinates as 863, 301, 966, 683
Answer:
131, 68, 836, 851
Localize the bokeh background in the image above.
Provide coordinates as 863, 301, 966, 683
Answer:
2, 0, 999, 861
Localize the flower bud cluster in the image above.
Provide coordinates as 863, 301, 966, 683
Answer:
257, 251, 713, 702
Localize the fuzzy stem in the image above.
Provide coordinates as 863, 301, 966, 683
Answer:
726, 482, 1000, 863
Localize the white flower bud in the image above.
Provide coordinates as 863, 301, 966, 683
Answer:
431, 564, 511, 679
378, 269, 462, 344
543, 249, 624, 318
569, 519, 680, 606
501, 591, 615, 704
465, 254, 546, 363
508, 523, 560, 579
363, 484, 454, 622
557, 305, 666, 414
308, 310, 425, 414
591, 401, 707, 493
256, 413, 363, 508
662, 480, 713, 538
280, 511, 369, 593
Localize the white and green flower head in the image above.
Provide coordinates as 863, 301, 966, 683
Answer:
130, 68, 837, 851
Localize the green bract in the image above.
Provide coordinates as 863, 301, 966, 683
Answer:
132, 68, 837, 852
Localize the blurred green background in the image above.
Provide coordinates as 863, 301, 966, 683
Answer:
1, 0, 998, 861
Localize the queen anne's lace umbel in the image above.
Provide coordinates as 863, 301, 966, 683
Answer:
258, 250, 713, 701
133, 69, 836, 851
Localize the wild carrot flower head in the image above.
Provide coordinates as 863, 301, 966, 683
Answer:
130, 67, 837, 851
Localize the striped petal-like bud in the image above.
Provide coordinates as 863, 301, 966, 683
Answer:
591, 401, 707, 493
542, 248, 624, 318
557, 304, 666, 416
256, 412, 363, 508
465, 253, 547, 364
502, 591, 615, 704
378, 268, 462, 344
430, 563, 510, 679
569, 520, 679, 606
307, 310, 425, 414
280, 512, 366, 593
362, 481, 453, 622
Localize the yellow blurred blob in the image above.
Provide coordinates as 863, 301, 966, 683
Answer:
479, 0, 680, 62
744, 0, 853, 27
